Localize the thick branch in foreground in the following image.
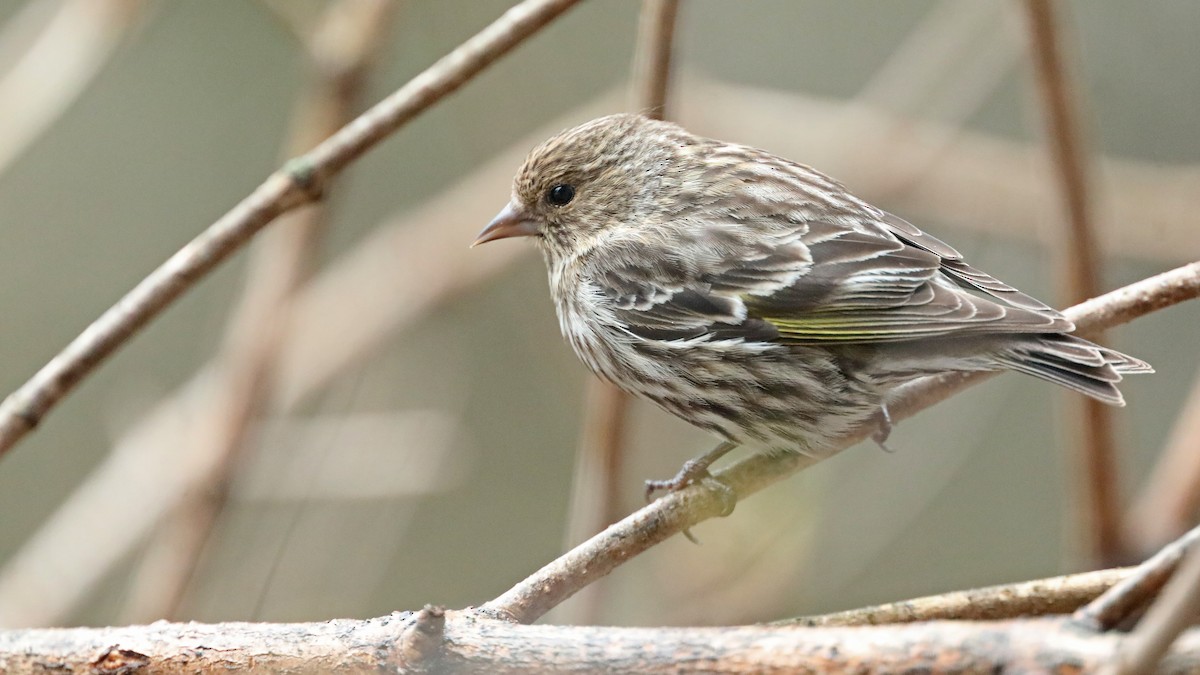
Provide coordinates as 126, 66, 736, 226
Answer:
484, 261, 1200, 624
0, 0, 581, 460
3, 538, 1197, 672
4, 612, 1200, 673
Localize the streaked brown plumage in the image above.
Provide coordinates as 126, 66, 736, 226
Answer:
475, 113, 1150, 488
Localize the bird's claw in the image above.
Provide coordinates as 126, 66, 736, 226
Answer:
645, 461, 737, 545
872, 430, 894, 454
873, 404, 896, 453
644, 457, 714, 502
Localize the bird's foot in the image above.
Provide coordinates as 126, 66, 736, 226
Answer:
644, 457, 715, 501
644, 442, 740, 544
644, 465, 736, 513
644, 440, 738, 503
644, 467, 736, 544
872, 404, 895, 453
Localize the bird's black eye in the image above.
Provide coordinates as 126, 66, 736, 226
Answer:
546, 184, 575, 206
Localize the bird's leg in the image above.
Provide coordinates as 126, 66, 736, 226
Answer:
872, 403, 895, 453
645, 441, 738, 513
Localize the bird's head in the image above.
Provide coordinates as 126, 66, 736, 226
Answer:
474, 113, 693, 262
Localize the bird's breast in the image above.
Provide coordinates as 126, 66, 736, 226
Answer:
551, 275, 624, 381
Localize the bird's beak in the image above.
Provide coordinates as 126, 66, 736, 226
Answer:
473, 200, 539, 247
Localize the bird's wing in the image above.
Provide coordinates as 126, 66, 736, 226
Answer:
877, 212, 1061, 315
593, 214, 1070, 345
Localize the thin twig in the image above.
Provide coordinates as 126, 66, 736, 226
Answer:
0, 0, 583, 461
1021, 1, 1103, 305
566, 380, 632, 539
1075, 523, 1200, 632
1102, 544, 1200, 675
120, 0, 397, 623
630, 0, 679, 118
1126, 366, 1200, 554
785, 567, 1131, 627
484, 261, 1200, 624
1021, 0, 1119, 565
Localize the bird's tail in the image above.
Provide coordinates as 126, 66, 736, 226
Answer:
997, 334, 1153, 406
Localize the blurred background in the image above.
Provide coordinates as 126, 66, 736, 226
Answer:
0, 0, 1197, 629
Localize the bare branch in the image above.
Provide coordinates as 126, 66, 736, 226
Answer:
1103, 545, 1200, 675
13, 524, 1200, 671
1065, 263, 1200, 333
0, 0, 583, 460
397, 605, 447, 671
630, 0, 680, 118
1076, 523, 1200, 632
1021, 0, 1103, 306
566, 380, 632, 542
4, 611, 1200, 673
485, 261, 1200, 624
787, 567, 1131, 627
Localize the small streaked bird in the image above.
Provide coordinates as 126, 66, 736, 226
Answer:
474, 113, 1151, 498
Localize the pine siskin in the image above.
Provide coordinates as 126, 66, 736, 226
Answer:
474, 113, 1151, 496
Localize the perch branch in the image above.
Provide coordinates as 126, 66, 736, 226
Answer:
0, 0, 582, 460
